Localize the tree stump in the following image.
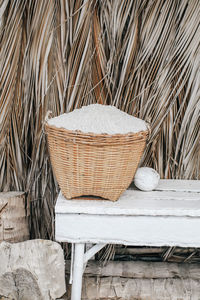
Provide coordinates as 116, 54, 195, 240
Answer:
0, 239, 66, 300
0, 192, 29, 242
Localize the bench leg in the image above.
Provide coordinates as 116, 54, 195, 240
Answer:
71, 243, 85, 300
70, 243, 106, 300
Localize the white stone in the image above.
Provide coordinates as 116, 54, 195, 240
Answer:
134, 167, 160, 191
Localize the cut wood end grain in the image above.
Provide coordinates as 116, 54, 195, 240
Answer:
0, 192, 29, 243
0, 239, 66, 300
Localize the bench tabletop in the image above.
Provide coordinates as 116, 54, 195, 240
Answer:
55, 179, 200, 217
55, 180, 200, 246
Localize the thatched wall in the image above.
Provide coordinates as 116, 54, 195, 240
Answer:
0, 0, 199, 238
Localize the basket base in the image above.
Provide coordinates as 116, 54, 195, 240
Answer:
61, 190, 124, 202
71, 195, 109, 201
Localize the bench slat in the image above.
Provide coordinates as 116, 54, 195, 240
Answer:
56, 180, 200, 217
155, 179, 200, 192
56, 213, 200, 247
55, 180, 200, 247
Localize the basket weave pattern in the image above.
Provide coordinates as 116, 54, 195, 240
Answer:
45, 124, 148, 201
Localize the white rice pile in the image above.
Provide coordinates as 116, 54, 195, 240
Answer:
48, 104, 147, 135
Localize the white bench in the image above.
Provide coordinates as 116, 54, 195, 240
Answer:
55, 179, 200, 300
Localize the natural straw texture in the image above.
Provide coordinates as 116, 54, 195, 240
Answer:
45, 123, 148, 201
1, 1, 199, 239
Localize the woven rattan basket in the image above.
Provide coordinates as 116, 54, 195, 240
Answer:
45, 122, 149, 201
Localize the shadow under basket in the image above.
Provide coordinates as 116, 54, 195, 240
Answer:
45, 123, 149, 201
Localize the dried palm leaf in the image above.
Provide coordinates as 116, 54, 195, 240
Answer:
0, 0, 199, 242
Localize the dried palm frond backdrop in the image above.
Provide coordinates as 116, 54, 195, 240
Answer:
0, 0, 199, 239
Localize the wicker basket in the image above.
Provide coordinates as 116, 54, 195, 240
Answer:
45, 122, 149, 201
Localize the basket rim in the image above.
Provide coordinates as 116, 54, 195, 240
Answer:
44, 121, 150, 139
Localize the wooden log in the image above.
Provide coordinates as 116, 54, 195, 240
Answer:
66, 260, 200, 280
79, 277, 200, 300
65, 260, 200, 299
114, 246, 200, 263
0, 192, 29, 242
115, 246, 164, 255
115, 246, 199, 255
0, 239, 66, 300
